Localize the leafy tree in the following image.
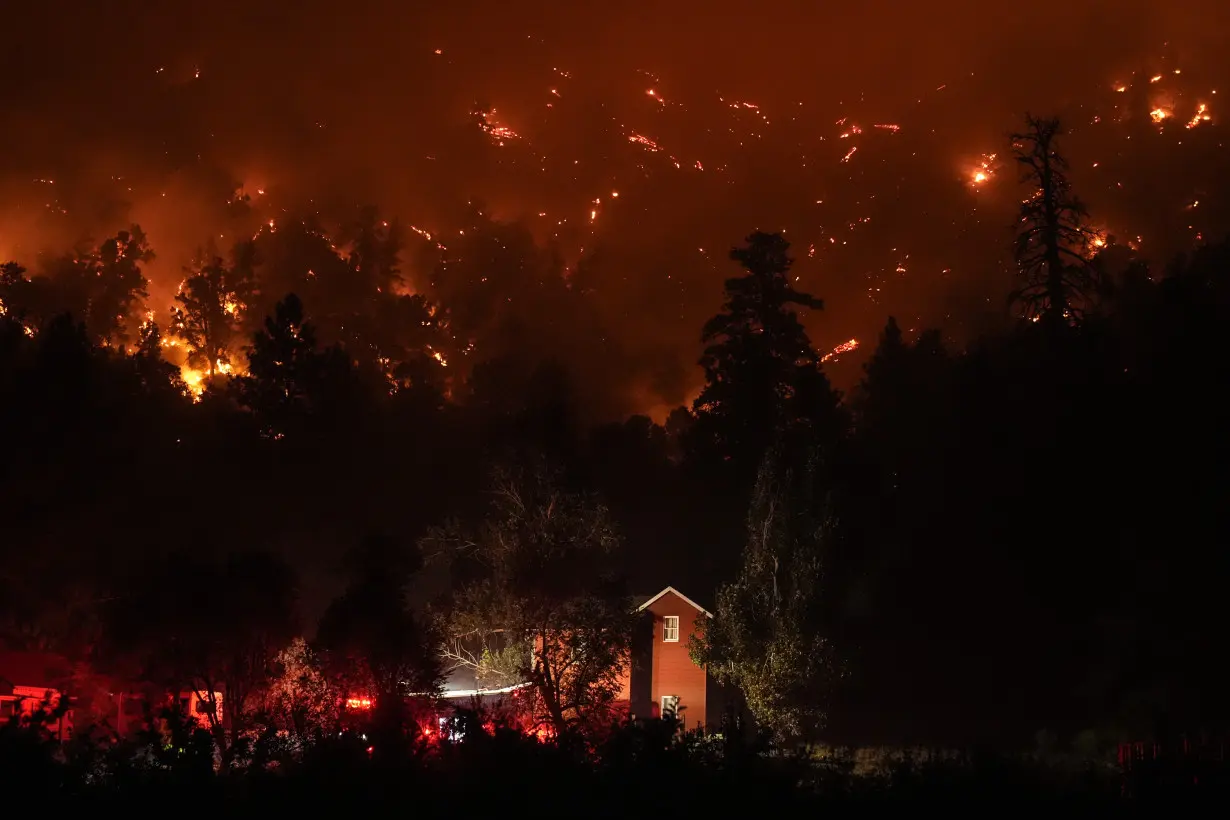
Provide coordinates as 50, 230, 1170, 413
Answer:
263, 637, 339, 737
423, 459, 634, 736
169, 246, 255, 376
89, 227, 154, 345
689, 232, 841, 483
1011, 115, 1098, 324
691, 447, 843, 742
7, 229, 152, 345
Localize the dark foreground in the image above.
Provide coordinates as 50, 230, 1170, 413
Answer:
4, 713, 1228, 813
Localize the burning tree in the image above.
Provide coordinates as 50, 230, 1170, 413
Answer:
424, 459, 634, 737
691, 445, 843, 742
12, 228, 154, 346
1011, 115, 1098, 324
169, 245, 255, 378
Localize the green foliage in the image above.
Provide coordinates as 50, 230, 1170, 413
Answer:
425, 459, 634, 735
691, 447, 843, 742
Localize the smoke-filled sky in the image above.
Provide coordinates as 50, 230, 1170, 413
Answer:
3, 1, 1229, 419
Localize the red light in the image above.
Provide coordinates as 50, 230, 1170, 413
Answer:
346, 697, 373, 709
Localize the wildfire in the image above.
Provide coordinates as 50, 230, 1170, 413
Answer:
627, 133, 662, 152
821, 338, 860, 363
1185, 103, 1211, 129
970, 153, 997, 187
346, 697, 373, 710
1150, 107, 1171, 124
475, 108, 519, 145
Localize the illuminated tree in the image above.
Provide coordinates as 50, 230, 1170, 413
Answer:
23, 228, 153, 346
689, 232, 841, 483
169, 246, 254, 376
423, 459, 634, 737
264, 637, 340, 737
691, 446, 843, 742
1011, 115, 1098, 324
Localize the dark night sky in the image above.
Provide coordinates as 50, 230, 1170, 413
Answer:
2, 1, 1228, 418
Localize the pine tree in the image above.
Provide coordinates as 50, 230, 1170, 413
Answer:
1011, 115, 1098, 324
689, 231, 840, 481
235, 293, 351, 435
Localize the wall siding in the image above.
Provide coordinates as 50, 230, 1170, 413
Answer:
647, 592, 708, 730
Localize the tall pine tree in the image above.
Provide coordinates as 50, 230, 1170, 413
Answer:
689, 232, 841, 484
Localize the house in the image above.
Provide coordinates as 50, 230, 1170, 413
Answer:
619, 586, 724, 730
0, 650, 75, 742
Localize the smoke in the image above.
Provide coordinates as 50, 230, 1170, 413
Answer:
2, 1, 1228, 419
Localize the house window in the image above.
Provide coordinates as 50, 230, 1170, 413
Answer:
661, 695, 679, 717
662, 615, 680, 642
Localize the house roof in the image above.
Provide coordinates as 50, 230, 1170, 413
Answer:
634, 586, 713, 618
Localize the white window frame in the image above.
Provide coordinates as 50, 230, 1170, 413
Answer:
662, 615, 680, 642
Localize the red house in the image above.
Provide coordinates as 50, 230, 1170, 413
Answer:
0, 650, 75, 742
618, 586, 724, 730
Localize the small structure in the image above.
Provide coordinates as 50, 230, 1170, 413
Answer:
0, 650, 74, 741
619, 586, 724, 730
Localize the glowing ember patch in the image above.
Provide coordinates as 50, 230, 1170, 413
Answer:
628, 133, 662, 152
1185, 103, 1211, 129
347, 697, 373, 709
1150, 108, 1171, 123
840, 146, 857, 163
821, 338, 860, 363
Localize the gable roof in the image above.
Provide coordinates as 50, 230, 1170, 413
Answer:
634, 586, 713, 618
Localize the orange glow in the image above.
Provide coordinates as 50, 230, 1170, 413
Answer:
347, 697, 373, 709
821, 338, 860, 363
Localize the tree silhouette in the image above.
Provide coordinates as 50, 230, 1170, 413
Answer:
315, 536, 444, 736
132, 318, 188, 396
341, 205, 404, 297
169, 246, 255, 376
689, 232, 840, 482
423, 459, 633, 737
691, 445, 843, 742
1011, 116, 1097, 324
234, 293, 354, 435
